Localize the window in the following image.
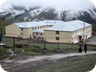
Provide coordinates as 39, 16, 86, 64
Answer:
36, 33, 38, 35
56, 31, 59, 34
21, 28, 23, 31
38, 26, 39, 29
56, 37, 59, 40
40, 26, 42, 29
41, 33, 42, 35
34, 27, 36, 30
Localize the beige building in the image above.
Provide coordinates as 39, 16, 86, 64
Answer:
44, 20, 92, 43
6, 21, 52, 38
5, 20, 92, 43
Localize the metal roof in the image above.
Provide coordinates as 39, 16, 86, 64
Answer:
14, 20, 91, 31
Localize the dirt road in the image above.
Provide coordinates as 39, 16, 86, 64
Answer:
1, 51, 96, 72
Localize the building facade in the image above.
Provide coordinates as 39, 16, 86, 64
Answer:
5, 20, 92, 43
6, 21, 52, 38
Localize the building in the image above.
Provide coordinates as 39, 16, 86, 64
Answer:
5, 21, 52, 38
5, 20, 92, 43
44, 20, 92, 43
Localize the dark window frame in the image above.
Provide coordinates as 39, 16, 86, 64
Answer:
41, 33, 42, 35
56, 31, 59, 34
56, 37, 59, 40
21, 28, 23, 31
36, 33, 38, 35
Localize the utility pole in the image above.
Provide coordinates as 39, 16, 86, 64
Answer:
83, 22, 85, 49
13, 37, 16, 53
43, 39, 46, 50
57, 40, 59, 49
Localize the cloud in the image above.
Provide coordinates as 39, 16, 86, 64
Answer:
89, 0, 96, 7
2, 0, 95, 10
0, 0, 7, 6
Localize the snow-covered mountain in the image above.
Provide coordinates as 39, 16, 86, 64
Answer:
0, 0, 96, 23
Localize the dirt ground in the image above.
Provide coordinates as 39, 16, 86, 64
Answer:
0, 52, 96, 72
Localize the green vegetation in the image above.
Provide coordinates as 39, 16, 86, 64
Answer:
1, 37, 96, 56
15, 43, 96, 56
0, 48, 9, 59
92, 24, 96, 32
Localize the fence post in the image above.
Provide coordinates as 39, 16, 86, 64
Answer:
57, 40, 59, 49
13, 37, 16, 53
43, 39, 47, 50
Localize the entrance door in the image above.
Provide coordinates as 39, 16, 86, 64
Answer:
78, 35, 82, 42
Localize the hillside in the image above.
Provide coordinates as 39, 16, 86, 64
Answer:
0, 0, 96, 23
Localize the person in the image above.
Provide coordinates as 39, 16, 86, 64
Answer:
0, 34, 3, 43
79, 44, 82, 53
84, 43, 87, 53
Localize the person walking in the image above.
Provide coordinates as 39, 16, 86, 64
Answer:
79, 44, 82, 53
84, 43, 87, 53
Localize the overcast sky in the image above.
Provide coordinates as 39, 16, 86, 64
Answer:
0, 0, 7, 6
0, 0, 95, 11
0, 0, 96, 6
0, 0, 96, 11
89, 0, 96, 6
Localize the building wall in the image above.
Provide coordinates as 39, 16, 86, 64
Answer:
44, 25, 92, 43
33, 32, 44, 38
72, 25, 92, 43
6, 24, 20, 37
85, 25, 92, 38
21, 24, 52, 38
44, 30, 72, 43
6, 24, 34, 38
20, 28, 33, 38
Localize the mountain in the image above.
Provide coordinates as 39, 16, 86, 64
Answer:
0, 0, 96, 23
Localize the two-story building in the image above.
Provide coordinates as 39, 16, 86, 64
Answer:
5, 20, 92, 43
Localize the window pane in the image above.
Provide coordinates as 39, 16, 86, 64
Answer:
21, 28, 23, 31
56, 31, 59, 34
56, 37, 59, 40
36, 33, 38, 35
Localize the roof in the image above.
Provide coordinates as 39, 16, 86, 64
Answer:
44, 20, 64, 25
14, 21, 50, 28
34, 29, 44, 33
14, 20, 64, 28
14, 20, 91, 32
45, 20, 91, 31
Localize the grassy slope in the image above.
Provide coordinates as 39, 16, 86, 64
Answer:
2, 37, 96, 56
0, 48, 9, 59
0, 20, 11, 59
92, 24, 96, 32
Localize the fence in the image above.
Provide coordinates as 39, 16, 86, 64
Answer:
2, 36, 96, 53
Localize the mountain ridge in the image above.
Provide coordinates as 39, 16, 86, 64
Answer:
0, 0, 96, 23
